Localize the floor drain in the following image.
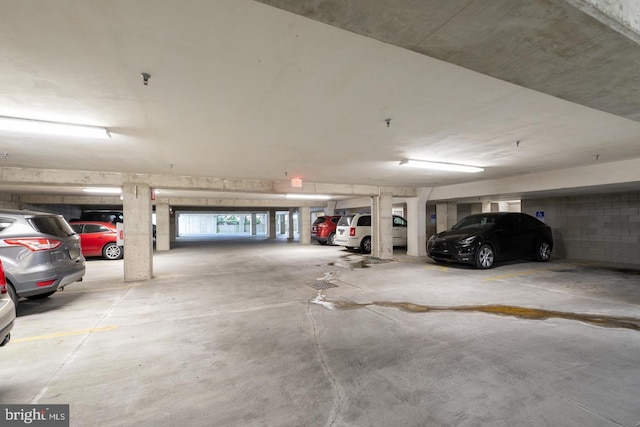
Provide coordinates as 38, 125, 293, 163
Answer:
307, 280, 338, 290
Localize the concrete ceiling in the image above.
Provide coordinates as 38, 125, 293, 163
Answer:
0, 0, 639, 202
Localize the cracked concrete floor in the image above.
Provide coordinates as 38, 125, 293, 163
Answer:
2, 236, 640, 426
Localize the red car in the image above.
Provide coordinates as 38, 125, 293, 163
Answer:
69, 221, 123, 260
311, 215, 341, 246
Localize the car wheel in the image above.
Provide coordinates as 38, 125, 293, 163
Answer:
103, 243, 123, 260
360, 236, 372, 253
6, 283, 19, 307
536, 240, 552, 262
328, 232, 336, 246
26, 291, 56, 300
475, 244, 495, 269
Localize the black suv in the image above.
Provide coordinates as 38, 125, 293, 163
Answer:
79, 210, 123, 223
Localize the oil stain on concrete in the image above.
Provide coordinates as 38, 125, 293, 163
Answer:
311, 297, 640, 332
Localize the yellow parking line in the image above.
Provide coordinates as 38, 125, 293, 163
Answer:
12, 325, 119, 343
484, 268, 552, 281
425, 265, 449, 272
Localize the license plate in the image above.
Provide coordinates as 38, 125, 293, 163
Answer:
68, 248, 79, 259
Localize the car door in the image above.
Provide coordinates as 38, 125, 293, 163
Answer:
70, 223, 90, 253
518, 214, 545, 254
80, 224, 111, 256
392, 216, 407, 246
493, 214, 523, 259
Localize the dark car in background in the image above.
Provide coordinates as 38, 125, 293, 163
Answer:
70, 221, 123, 260
312, 215, 341, 245
79, 210, 124, 223
0, 209, 85, 303
427, 212, 553, 269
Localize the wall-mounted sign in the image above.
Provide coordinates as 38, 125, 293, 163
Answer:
535, 211, 545, 223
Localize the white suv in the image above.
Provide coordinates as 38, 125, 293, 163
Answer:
334, 213, 408, 253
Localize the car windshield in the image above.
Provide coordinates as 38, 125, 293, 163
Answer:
452, 215, 497, 231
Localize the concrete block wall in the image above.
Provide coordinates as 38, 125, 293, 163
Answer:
24, 204, 82, 221
522, 191, 640, 265
0, 193, 19, 209
426, 204, 437, 238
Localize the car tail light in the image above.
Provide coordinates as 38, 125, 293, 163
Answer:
3, 238, 62, 251
349, 227, 356, 237
0, 260, 5, 293
37, 280, 56, 287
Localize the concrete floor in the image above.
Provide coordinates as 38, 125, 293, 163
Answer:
2, 236, 640, 426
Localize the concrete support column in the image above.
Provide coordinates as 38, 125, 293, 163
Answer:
299, 206, 311, 245
287, 208, 294, 241
498, 201, 510, 212
156, 202, 170, 252
251, 213, 257, 236
170, 211, 176, 243
268, 209, 276, 239
372, 192, 393, 260
325, 201, 337, 216
436, 201, 457, 233
481, 201, 492, 213
406, 188, 430, 257
122, 183, 153, 281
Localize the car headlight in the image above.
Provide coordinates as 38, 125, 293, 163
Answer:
457, 236, 476, 245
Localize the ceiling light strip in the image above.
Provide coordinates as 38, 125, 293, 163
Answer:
83, 188, 122, 194
285, 194, 331, 200
0, 116, 111, 139
399, 159, 484, 173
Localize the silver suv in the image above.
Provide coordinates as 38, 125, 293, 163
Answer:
0, 209, 85, 304
1, 260, 15, 346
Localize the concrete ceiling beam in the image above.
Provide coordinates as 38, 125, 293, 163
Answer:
568, 0, 640, 43
2, 167, 418, 198
430, 157, 640, 201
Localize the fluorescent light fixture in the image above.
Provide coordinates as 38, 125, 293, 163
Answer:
285, 194, 331, 200
0, 116, 111, 139
399, 159, 484, 173
83, 187, 122, 194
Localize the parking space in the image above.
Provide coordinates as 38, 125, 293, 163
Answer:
1, 239, 639, 426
